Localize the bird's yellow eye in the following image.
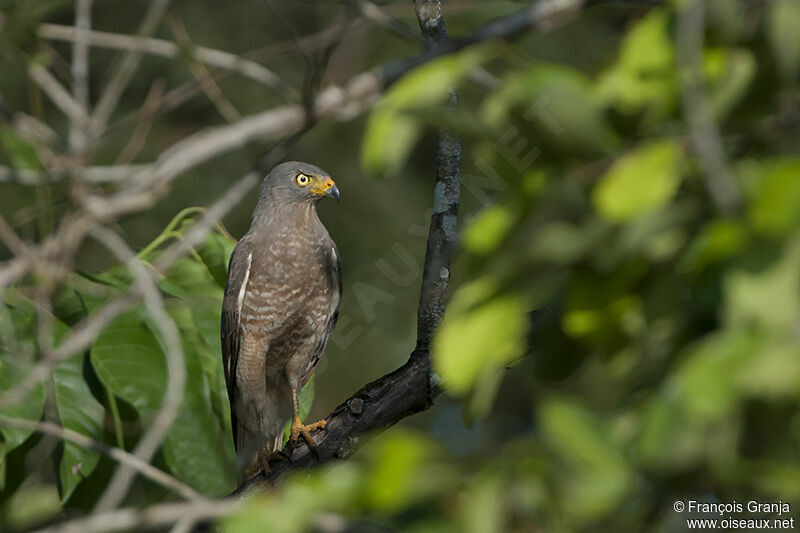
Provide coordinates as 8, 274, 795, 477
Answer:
295, 173, 311, 186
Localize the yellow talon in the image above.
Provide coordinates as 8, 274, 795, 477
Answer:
290, 416, 327, 447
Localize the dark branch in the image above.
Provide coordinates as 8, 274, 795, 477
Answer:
411, 0, 460, 353
236, 0, 459, 495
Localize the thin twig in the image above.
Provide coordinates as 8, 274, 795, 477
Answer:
0, 416, 203, 501
115, 79, 166, 165
69, 0, 93, 156
29, 500, 239, 533
89, 0, 172, 139
0, 164, 148, 185
39, 23, 296, 101
165, 15, 241, 123
357, 0, 423, 43
29, 64, 89, 126
0, 214, 28, 258
105, 15, 361, 136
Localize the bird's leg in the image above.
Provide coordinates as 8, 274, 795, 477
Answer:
289, 386, 327, 447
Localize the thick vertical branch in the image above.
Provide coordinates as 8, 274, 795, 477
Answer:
412, 0, 461, 354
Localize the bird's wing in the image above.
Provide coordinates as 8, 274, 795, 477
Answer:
301, 243, 342, 386
221, 238, 252, 445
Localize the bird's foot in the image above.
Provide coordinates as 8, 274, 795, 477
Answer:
289, 416, 327, 448
243, 447, 282, 480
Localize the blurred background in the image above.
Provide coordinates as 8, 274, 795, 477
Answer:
1, 0, 799, 531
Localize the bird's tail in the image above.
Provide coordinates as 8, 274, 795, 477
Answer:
235, 393, 289, 475
237, 424, 285, 476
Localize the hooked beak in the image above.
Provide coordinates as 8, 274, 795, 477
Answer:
324, 178, 340, 202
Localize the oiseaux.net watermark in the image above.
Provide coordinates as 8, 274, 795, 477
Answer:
674, 499, 795, 529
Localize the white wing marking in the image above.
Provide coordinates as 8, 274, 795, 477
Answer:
237, 253, 252, 317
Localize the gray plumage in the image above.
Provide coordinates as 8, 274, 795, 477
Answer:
221, 161, 341, 474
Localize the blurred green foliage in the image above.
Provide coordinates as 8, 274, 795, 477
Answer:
1, 1, 800, 532
1, 213, 240, 512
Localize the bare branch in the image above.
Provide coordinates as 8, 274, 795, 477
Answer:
29, 500, 238, 533
69, 0, 93, 155
0, 166, 55, 185
0, 214, 29, 258
0, 164, 148, 185
412, 0, 461, 351
121, 74, 378, 196
357, 0, 423, 43
29, 64, 89, 126
165, 16, 241, 123
9, 111, 61, 146
0, 416, 204, 501
89, 0, 172, 139
114, 79, 166, 165
39, 23, 296, 101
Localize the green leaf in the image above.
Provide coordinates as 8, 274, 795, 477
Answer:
0, 126, 43, 171
744, 158, 800, 238
637, 330, 754, 469
90, 308, 167, 414
457, 475, 504, 533
767, 0, 800, 81
0, 355, 45, 492
221, 463, 361, 533
704, 48, 755, 120
724, 236, 800, 330
483, 63, 619, 157
3, 483, 61, 530
738, 337, 800, 399
595, 9, 677, 125
363, 430, 433, 512
53, 354, 106, 503
157, 257, 224, 352
540, 399, 634, 522
0, 357, 45, 452
593, 139, 684, 222
434, 280, 528, 395
51, 286, 89, 327
196, 231, 236, 289
362, 45, 488, 177
462, 205, 514, 255
678, 219, 748, 273
528, 221, 608, 265
676, 331, 754, 419
0, 441, 6, 492
157, 302, 236, 495
90, 305, 237, 496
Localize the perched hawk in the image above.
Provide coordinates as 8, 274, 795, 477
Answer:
221, 161, 341, 476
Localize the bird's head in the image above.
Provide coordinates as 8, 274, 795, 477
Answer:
259, 161, 340, 206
